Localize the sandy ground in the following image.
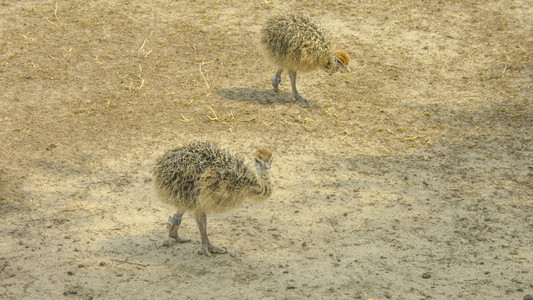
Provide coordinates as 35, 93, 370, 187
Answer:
1, 0, 532, 299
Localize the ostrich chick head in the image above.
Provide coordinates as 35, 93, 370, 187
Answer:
325, 50, 351, 74
254, 148, 273, 170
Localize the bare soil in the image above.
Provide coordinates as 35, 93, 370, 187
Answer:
1, 1, 532, 299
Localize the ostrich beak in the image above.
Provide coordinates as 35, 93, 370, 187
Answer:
340, 64, 351, 73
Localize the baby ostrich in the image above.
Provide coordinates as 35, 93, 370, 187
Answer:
260, 13, 351, 106
153, 142, 274, 256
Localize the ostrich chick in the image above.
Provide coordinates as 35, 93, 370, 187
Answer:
153, 142, 274, 256
260, 13, 350, 106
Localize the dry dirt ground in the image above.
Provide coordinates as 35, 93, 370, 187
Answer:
1, 0, 532, 299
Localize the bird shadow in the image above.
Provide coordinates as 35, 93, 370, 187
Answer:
216, 87, 311, 108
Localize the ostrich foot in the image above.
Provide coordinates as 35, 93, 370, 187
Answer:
200, 244, 227, 256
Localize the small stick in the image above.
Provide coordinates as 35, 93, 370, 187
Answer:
139, 38, 148, 52
198, 63, 210, 91
198, 59, 216, 96
138, 64, 145, 89
111, 259, 147, 267
239, 117, 256, 122
180, 114, 193, 122
54, 0, 60, 23
404, 135, 427, 141
207, 107, 219, 120
138, 31, 154, 54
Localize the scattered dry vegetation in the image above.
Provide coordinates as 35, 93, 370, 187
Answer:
0, 0, 531, 299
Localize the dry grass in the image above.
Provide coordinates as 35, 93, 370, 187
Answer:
0, 0, 531, 299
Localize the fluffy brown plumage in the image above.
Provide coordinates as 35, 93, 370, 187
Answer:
153, 142, 274, 256
260, 13, 350, 105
